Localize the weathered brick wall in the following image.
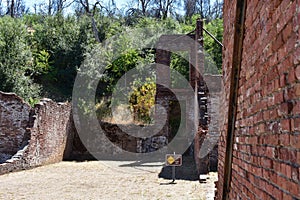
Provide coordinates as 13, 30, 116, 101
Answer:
216, 0, 237, 197
68, 119, 141, 160
217, 0, 300, 199
25, 99, 73, 165
207, 91, 222, 171
0, 98, 73, 175
0, 92, 31, 161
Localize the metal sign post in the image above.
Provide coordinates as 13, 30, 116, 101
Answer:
172, 164, 176, 183
165, 152, 182, 184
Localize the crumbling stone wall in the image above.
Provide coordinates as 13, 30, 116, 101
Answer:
0, 90, 142, 169
0, 97, 72, 175
216, 0, 300, 199
154, 32, 222, 175
0, 92, 31, 162
194, 75, 222, 174
67, 120, 141, 160
25, 99, 72, 165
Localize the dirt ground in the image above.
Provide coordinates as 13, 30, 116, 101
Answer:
0, 159, 217, 200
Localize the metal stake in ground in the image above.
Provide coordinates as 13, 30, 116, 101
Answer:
172, 165, 176, 183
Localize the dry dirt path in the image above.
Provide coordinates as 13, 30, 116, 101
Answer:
0, 160, 217, 200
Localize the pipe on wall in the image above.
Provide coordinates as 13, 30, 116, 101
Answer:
222, 0, 247, 200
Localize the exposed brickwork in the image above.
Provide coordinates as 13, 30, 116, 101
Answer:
0, 92, 31, 160
68, 120, 142, 160
0, 98, 73, 175
155, 31, 222, 176
26, 99, 73, 165
155, 31, 210, 176
216, 0, 300, 199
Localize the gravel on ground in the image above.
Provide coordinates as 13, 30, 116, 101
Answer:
0, 160, 217, 200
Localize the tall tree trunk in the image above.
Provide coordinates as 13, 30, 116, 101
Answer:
200, 0, 203, 18
141, 0, 146, 16
79, 0, 101, 43
57, 0, 63, 13
10, 0, 14, 17
48, 0, 52, 15
91, 15, 101, 43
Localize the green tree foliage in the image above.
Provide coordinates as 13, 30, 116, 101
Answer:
104, 49, 141, 95
204, 18, 223, 73
0, 2, 223, 116
24, 14, 94, 100
0, 16, 40, 104
170, 52, 190, 87
171, 16, 223, 76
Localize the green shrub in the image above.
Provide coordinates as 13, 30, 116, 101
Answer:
0, 16, 40, 103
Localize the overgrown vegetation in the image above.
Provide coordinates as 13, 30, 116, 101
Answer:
0, 0, 223, 120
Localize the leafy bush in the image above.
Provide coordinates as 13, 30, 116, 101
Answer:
0, 16, 40, 103
129, 81, 156, 124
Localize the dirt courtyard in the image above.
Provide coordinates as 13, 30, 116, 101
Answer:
0, 159, 217, 200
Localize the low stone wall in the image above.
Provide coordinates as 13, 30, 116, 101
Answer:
65, 120, 141, 160
0, 97, 72, 175
101, 122, 138, 153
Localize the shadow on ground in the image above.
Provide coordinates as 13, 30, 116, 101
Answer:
65, 154, 199, 181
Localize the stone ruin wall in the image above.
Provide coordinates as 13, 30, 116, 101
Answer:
194, 74, 222, 175
0, 92, 31, 162
0, 92, 73, 175
0, 84, 222, 175
155, 37, 223, 175
0, 91, 159, 172
67, 121, 140, 160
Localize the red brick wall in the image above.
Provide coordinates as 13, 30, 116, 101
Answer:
0, 92, 31, 157
25, 99, 73, 165
0, 98, 73, 175
217, 0, 300, 199
216, 0, 237, 198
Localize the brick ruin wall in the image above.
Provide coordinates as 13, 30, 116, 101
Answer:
0, 92, 31, 162
194, 76, 222, 174
0, 89, 221, 174
0, 91, 156, 170
0, 92, 73, 175
67, 121, 140, 160
207, 90, 222, 172
216, 0, 300, 199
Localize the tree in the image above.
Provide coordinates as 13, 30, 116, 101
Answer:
204, 18, 223, 72
0, 16, 40, 103
210, 0, 223, 19
56, 0, 69, 13
32, 0, 74, 15
153, 0, 179, 19
129, 0, 152, 16
4, 0, 26, 17
24, 14, 92, 101
0, 0, 3, 15
184, 0, 223, 21
184, 0, 196, 18
139, 0, 151, 16
75, 0, 104, 42
178, 15, 223, 74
